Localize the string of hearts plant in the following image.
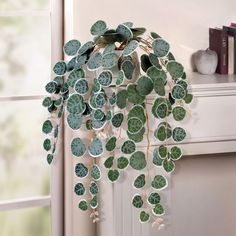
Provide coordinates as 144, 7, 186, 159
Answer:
42, 20, 193, 226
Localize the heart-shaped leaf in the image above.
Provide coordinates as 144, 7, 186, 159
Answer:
148, 192, 161, 205
74, 183, 85, 196
172, 127, 186, 142
71, 137, 86, 157
75, 163, 88, 178
151, 175, 167, 190
91, 164, 101, 181
132, 194, 143, 208
107, 169, 119, 182
64, 39, 81, 56
130, 151, 147, 170
105, 136, 117, 152
133, 174, 145, 189
117, 156, 129, 169
121, 140, 136, 154
88, 137, 103, 157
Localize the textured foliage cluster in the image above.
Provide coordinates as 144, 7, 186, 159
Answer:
42, 20, 193, 225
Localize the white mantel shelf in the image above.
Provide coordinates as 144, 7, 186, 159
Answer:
189, 72, 236, 97
180, 72, 236, 156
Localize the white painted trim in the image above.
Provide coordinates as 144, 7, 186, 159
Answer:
0, 10, 50, 17
50, 0, 64, 236
0, 196, 50, 211
0, 95, 46, 102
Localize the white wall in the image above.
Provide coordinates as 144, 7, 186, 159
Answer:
65, 1, 236, 236
73, 0, 236, 71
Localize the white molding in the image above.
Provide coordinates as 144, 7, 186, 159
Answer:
0, 196, 50, 211
0, 95, 46, 102
0, 10, 50, 17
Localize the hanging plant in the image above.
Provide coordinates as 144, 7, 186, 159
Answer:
42, 20, 193, 227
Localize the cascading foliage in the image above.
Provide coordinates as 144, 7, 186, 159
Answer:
42, 20, 193, 226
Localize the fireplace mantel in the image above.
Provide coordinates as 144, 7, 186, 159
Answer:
179, 72, 236, 156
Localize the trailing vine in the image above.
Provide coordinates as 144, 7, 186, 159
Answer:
42, 20, 193, 226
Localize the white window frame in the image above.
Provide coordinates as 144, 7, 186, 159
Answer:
0, 1, 64, 236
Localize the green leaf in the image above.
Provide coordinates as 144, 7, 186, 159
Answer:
151, 175, 167, 190
121, 60, 135, 80
92, 117, 106, 130
45, 81, 57, 94
177, 79, 188, 89
64, 39, 81, 56
128, 105, 146, 124
117, 156, 129, 169
152, 148, 163, 166
184, 93, 193, 104
127, 127, 145, 143
102, 53, 118, 68
87, 52, 102, 71
153, 77, 165, 96
67, 69, 85, 87
158, 145, 168, 159
148, 192, 160, 205
139, 211, 150, 223
97, 70, 113, 87
42, 120, 53, 134
147, 66, 166, 82
67, 94, 85, 114
152, 38, 169, 57
111, 113, 124, 128
47, 154, 53, 164
149, 53, 161, 68
141, 54, 152, 72
128, 117, 143, 134
121, 140, 136, 154
172, 127, 186, 142
42, 97, 52, 107
152, 203, 165, 216
136, 75, 153, 96
107, 169, 119, 182
75, 163, 88, 178
104, 156, 114, 169
103, 43, 116, 55
116, 70, 125, 86
67, 113, 82, 130
88, 137, 103, 157
133, 174, 145, 189
150, 32, 161, 39
95, 92, 107, 108
53, 61, 67, 75
90, 195, 98, 209
163, 158, 175, 173
172, 106, 186, 121
78, 199, 88, 211
78, 41, 94, 55
166, 61, 184, 79
154, 125, 167, 142
76, 54, 87, 68
155, 103, 168, 119
106, 111, 112, 121
93, 109, 105, 120
74, 183, 85, 196
116, 90, 127, 109
170, 146, 182, 160
151, 98, 171, 119
127, 84, 145, 104
172, 85, 186, 100
109, 92, 117, 106
71, 137, 86, 157
132, 195, 143, 208
43, 138, 51, 151
116, 24, 133, 40
123, 40, 139, 56
130, 151, 147, 170
105, 136, 117, 152
89, 182, 99, 195
90, 20, 107, 36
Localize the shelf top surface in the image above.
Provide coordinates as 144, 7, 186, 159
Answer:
188, 72, 236, 90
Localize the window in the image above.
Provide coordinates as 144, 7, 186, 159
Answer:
0, 1, 63, 236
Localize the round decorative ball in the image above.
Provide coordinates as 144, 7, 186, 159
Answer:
194, 49, 218, 75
